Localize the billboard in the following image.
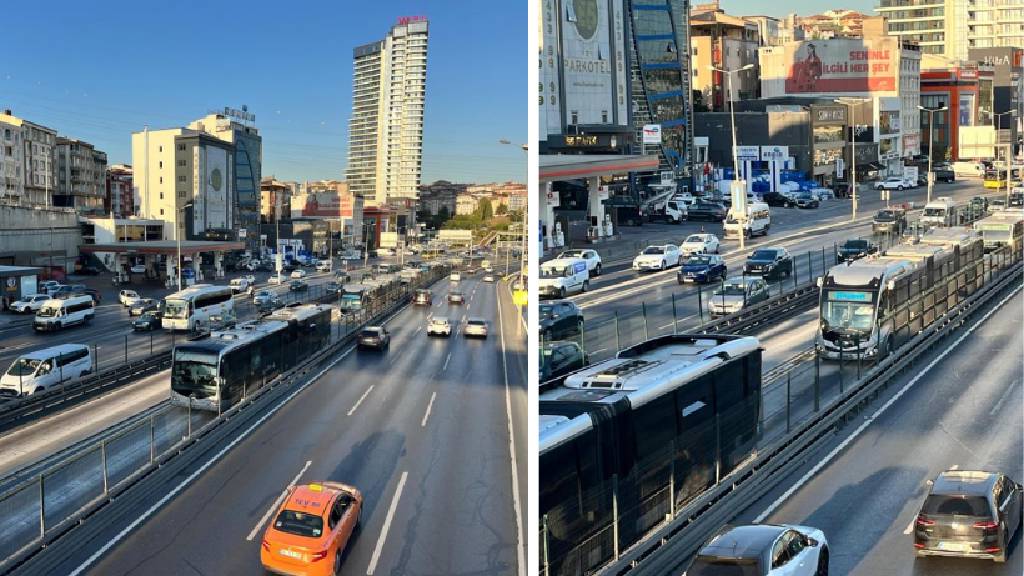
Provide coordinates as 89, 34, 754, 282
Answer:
556, 0, 628, 128
194, 145, 230, 234
879, 110, 900, 136
959, 126, 998, 159
642, 124, 662, 144
290, 192, 354, 219
783, 38, 897, 94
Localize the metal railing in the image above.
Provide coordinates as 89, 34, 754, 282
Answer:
0, 265, 451, 570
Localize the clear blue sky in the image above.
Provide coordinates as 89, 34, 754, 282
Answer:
0, 0, 526, 185
719, 0, 875, 18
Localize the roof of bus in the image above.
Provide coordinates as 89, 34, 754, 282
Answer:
827, 258, 916, 286
265, 304, 331, 323
177, 320, 290, 354
17, 344, 90, 360
165, 284, 231, 299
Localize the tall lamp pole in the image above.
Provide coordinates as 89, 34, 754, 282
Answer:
709, 63, 754, 250
836, 97, 871, 218
176, 202, 193, 291
987, 108, 1018, 195
919, 104, 948, 205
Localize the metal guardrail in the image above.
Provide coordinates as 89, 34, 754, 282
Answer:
0, 267, 450, 575
594, 258, 1023, 576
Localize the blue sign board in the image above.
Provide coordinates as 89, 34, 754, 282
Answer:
828, 290, 872, 302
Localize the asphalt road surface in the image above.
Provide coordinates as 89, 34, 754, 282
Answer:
45, 274, 527, 576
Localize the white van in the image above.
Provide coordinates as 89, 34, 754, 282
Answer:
538, 257, 589, 299
0, 344, 93, 396
33, 295, 95, 332
229, 277, 253, 295
724, 201, 771, 237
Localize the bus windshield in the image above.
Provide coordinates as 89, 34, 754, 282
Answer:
821, 301, 875, 334
6, 359, 41, 376
171, 350, 219, 399
36, 305, 60, 317
923, 208, 946, 217
163, 299, 190, 320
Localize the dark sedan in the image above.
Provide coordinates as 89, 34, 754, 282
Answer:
743, 247, 793, 280
794, 192, 820, 209
131, 312, 161, 331
838, 239, 878, 261
540, 341, 587, 382
686, 202, 727, 221
325, 281, 343, 296
677, 254, 727, 284
763, 191, 795, 207
357, 326, 390, 351
288, 279, 308, 292
539, 300, 583, 342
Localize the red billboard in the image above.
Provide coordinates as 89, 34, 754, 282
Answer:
783, 38, 898, 94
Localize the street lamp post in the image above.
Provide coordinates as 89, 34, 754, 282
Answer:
836, 97, 870, 219
176, 202, 193, 291
919, 104, 948, 205
708, 63, 754, 250
987, 108, 1018, 195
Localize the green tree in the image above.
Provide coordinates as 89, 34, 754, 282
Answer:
480, 198, 493, 220
496, 204, 508, 215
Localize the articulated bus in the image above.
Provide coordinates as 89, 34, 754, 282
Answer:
974, 212, 1024, 252
162, 284, 234, 331
339, 284, 369, 311
816, 229, 984, 360
170, 304, 332, 411
539, 334, 761, 576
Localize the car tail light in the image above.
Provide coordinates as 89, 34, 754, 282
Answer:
913, 542, 925, 549
261, 539, 271, 551
973, 520, 998, 530
915, 515, 935, 527
984, 545, 1002, 553
310, 549, 329, 562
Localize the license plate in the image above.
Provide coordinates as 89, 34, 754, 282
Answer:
279, 548, 302, 558
937, 541, 970, 552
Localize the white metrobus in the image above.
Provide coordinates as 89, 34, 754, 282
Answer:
162, 284, 234, 331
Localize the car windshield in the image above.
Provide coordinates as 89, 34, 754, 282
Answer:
685, 235, 704, 243
642, 247, 664, 255
36, 304, 60, 317
686, 256, 712, 266
6, 358, 41, 376
431, 319, 449, 326
875, 211, 897, 221
821, 301, 875, 333
360, 329, 381, 338
687, 558, 761, 576
171, 350, 219, 399
539, 304, 554, 319
715, 283, 747, 296
560, 250, 583, 258
843, 240, 868, 250
921, 494, 991, 517
164, 299, 189, 320
468, 320, 486, 326
750, 250, 776, 261
273, 509, 324, 538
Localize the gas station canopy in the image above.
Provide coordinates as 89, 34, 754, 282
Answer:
79, 240, 245, 256
539, 154, 660, 183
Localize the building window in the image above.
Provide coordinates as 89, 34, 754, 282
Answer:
178, 160, 186, 167
177, 144, 185, 151
178, 175, 186, 182
160, 192, 164, 199
602, 111, 608, 123
159, 146, 162, 152
571, 111, 578, 125
160, 208, 164, 216
159, 176, 163, 184
159, 161, 163, 168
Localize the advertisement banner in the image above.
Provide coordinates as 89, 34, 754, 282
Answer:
290, 192, 355, 219
203, 146, 229, 231
783, 38, 898, 94
558, 0, 627, 127
642, 124, 662, 144
380, 231, 398, 249
959, 125, 998, 159
879, 136, 899, 160
879, 110, 900, 136
736, 145, 760, 162
761, 145, 790, 162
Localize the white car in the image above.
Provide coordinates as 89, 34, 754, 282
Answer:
316, 260, 332, 272
556, 249, 603, 276
290, 269, 307, 279
680, 233, 720, 255
376, 248, 395, 257
874, 177, 907, 191
464, 318, 488, 338
267, 274, 286, 285
632, 244, 681, 272
118, 289, 141, 307
687, 524, 828, 576
10, 294, 50, 314
450, 272, 462, 282
427, 317, 452, 337
483, 274, 495, 283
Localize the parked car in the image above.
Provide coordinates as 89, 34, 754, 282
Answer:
289, 279, 308, 292
131, 312, 162, 331
357, 326, 390, 350
38, 280, 60, 295
686, 524, 829, 576
427, 317, 452, 337
632, 244, 682, 272
795, 192, 820, 209
76, 264, 101, 275
914, 469, 1022, 563
10, 294, 50, 314
838, 239, 878, 262
539, 300, 583, 342
687, 202, 728, 221
763, 191, 796, 207
708, 276, 770, 317
874, 176, 907, 191
540, 341, 587, 382
678, 254, 728, 284
556, 249, 603, 276
118, 289, 141, 307
680, 233, 720, 255
129, 298, 160, 317
743, 247, 793, 280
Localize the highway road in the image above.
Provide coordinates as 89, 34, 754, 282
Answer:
32, 274, 527, 576
731, 285, 1024, 575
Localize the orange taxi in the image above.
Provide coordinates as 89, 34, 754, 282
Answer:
260, 481, 363, 576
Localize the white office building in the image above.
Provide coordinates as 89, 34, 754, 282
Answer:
876, 0, 1024, 61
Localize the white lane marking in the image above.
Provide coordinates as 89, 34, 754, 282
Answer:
989, 379, 1019, 416
442, 352, 452, 371
68, 344, 358, 576
658, 323, 674, 331
421, 391, 437, 427
754, 283, 1022, 523
246, 460, 313, 541
496, 287, 526, 576
415, 326, 422, 334
347, 385, 375, 416
950, 464, 959, 470
366, 470, 408, 575
903, 520, 915, 534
